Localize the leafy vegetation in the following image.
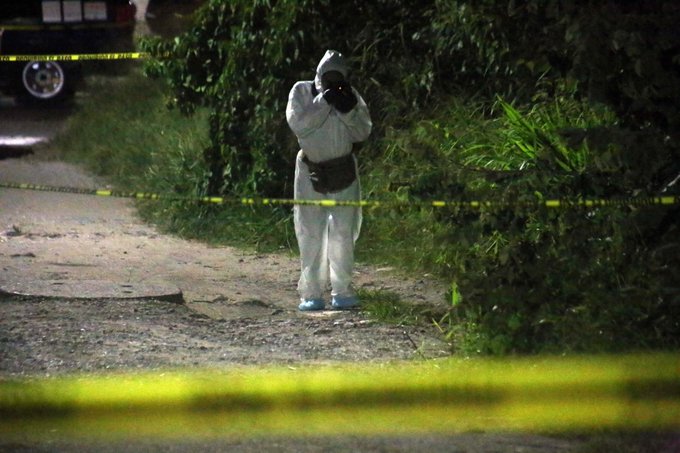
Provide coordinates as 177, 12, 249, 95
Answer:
54, 0, 680, 355
51, 71, 295, 251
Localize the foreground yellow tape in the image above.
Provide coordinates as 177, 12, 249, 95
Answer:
0, 52, 150, 62
0, 181, 677, 209
0, 354, 678, 440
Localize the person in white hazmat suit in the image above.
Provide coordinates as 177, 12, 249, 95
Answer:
286, 49, 372, 311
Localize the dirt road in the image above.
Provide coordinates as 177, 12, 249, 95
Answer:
0, 148, 453, 370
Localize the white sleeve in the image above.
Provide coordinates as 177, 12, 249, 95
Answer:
338, 89, 372, 143
286, 81, 331, 139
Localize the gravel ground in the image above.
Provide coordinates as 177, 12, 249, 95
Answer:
0, 296, 443, 376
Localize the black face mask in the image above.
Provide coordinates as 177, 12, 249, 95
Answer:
321, 70, 345, 91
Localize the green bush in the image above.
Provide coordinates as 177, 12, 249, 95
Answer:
360, 94, 679, 354
52, 70, 210, 194
52, 69, 296, 251
132, 0, 680, 354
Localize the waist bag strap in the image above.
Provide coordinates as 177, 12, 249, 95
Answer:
302, 153, 357, 194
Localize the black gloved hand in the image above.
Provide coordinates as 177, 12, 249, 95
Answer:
333, 81, 358, 113
323, 86, 342, 106
323, 81, 357, 113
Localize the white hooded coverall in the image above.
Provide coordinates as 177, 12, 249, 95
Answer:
286, 50, 372, 301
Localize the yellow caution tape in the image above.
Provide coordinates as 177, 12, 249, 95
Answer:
0, 52, 151, 62
0, 22, 133, 32
0, 181, 677, 209
0, 354, 678, 440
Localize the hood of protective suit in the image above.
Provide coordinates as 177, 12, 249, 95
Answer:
314, 49, 348, 91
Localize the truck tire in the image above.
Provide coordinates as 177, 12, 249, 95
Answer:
19, 61, 71, 103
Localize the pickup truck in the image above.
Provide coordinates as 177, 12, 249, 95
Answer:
0, 1, 136, 102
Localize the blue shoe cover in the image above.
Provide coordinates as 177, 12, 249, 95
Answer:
331, 295, 359, 310
298, 298, 325, 311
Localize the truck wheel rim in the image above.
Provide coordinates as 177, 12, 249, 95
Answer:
22, 61, 66, 99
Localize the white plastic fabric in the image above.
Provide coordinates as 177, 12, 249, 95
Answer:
286, 50, 372, 300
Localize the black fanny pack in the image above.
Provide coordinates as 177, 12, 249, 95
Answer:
302, 153, 357, 194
